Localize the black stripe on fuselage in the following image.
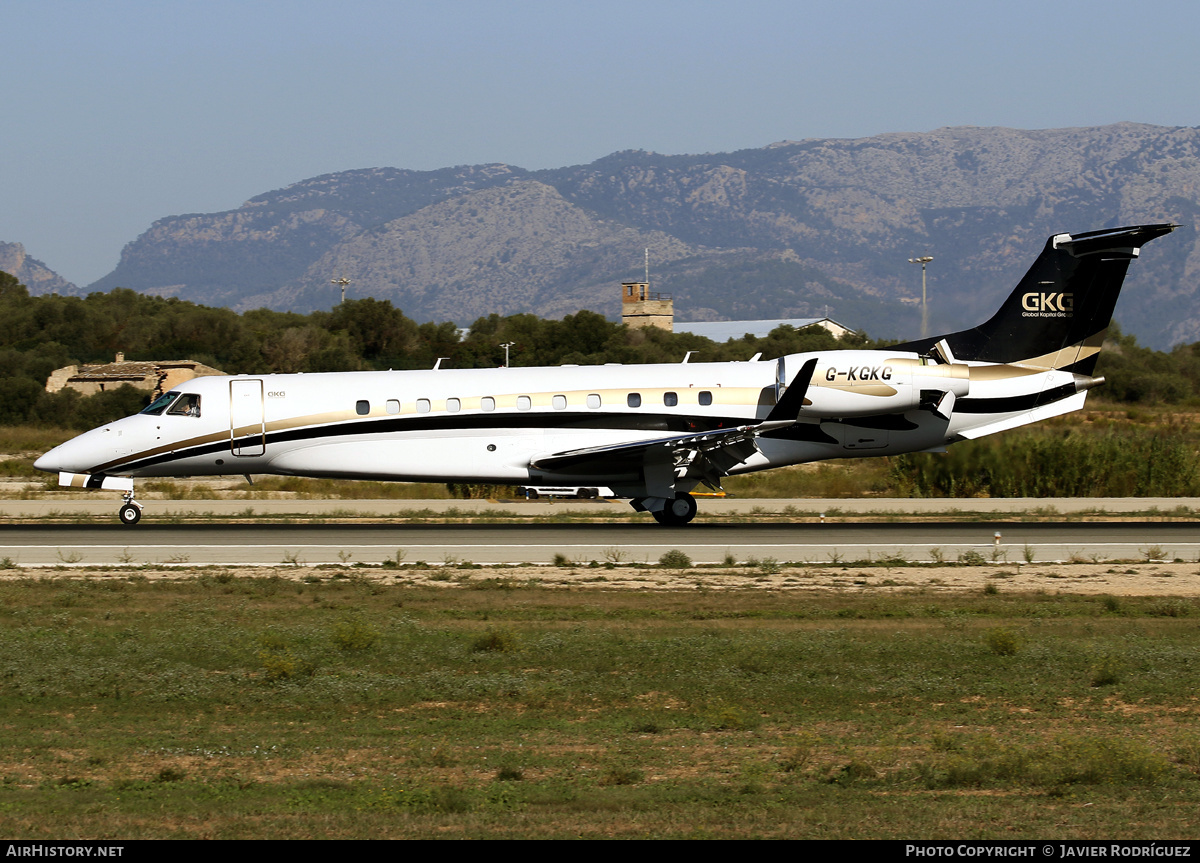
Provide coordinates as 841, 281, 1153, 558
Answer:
100, 382, 1083, 476
955, 383, 1078, 414
107, 410, 755, 474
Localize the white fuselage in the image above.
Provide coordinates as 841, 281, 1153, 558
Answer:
36, 350, 1091, 498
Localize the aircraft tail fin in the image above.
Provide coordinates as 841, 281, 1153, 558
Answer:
890, 224, 1176, 374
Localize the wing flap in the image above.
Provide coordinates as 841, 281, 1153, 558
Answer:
531, 424, 766, 474
531, 359, 818, 484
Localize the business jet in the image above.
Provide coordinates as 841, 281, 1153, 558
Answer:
35, 223, 1176, 526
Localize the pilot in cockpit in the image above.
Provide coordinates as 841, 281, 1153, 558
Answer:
165, 393, 201, 418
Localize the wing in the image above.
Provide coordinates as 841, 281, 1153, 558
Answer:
531, 422, 775, 472
530, 358, 818, 488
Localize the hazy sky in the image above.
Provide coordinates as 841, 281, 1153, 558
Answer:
3, 0, 1198, 286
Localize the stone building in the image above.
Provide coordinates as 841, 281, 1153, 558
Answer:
618, 278, 851, 340
45, 353, 225, 398
672, 317, 853, 341
620, 281, 674, 331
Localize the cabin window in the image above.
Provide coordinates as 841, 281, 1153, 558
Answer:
481, 396, 496, 412
664, 392, 678, 407
386, 399, 400, 415
627, 393, 641, 408
552, 395, 567, 410
141, 392, 178, 416
447, 398, 461, 413
699, 391, 713, 406
167, 393, 201, 418
355, 400, 370, 416
417, 398, 431, 413
517, 396, 531, 411
586, 394, 601, 409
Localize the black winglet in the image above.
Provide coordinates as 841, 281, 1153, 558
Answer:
765, 357, 818, 424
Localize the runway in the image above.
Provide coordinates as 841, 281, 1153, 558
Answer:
0, 521, 1195, 567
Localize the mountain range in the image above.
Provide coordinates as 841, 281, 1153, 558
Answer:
8, 122, 1200, 348
0, 242, 78, 298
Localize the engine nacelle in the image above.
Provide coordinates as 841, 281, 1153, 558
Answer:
801, 353, 970, 418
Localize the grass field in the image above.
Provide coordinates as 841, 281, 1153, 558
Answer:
1, 572, 1198, 838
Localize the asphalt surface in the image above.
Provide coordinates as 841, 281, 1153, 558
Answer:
1, 496, 1197, 518
1, 521, 1196, 566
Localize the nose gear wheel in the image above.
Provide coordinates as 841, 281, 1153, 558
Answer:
118, 490, 143, 526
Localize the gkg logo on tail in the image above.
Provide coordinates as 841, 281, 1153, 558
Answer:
1021, 292, 1073, 317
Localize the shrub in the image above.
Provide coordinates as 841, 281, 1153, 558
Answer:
1090, 652, 1122, 687
604, 547, 629, 565
628, 718, 662, 734
827, 760, 878, 784
332, 617, 380, 652
706, 700, 750, 730
1040, 737, 1167, 786
471, 629, 518, 653
923, 736, 1168, 789
1148, 599, 1191, 618
258, 649, 315, 681
659, 549, 692, 569
893, 426, 1200, 498
758, 557, 782, 575
984, 627, 1021, 656
598, 766, 643, 786
779, 733, 819, 773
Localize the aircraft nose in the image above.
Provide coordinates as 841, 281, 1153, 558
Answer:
34, 434, 101, 475
34, 444, 67, 473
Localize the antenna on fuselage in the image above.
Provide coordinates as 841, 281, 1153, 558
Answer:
433, 358, 448, 369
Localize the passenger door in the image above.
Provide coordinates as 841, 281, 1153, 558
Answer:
230, 379, 265, 456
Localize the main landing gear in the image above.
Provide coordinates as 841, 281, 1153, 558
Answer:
118, 490, 143, 526
651, 492, 698, 526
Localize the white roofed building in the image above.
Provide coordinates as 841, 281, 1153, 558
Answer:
672, 317, 852, 342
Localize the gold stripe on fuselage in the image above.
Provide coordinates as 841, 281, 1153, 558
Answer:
92, 385, 772, 474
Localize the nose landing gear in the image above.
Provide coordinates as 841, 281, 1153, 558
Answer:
118, 491, 143, 526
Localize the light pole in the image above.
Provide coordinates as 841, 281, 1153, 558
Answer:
908, 256, 933, 340
332, 277, 351, 305
500, 342, 515, 368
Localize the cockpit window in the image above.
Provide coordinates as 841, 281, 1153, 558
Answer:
141, 392, 179, 416
166, 393, 201, 418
